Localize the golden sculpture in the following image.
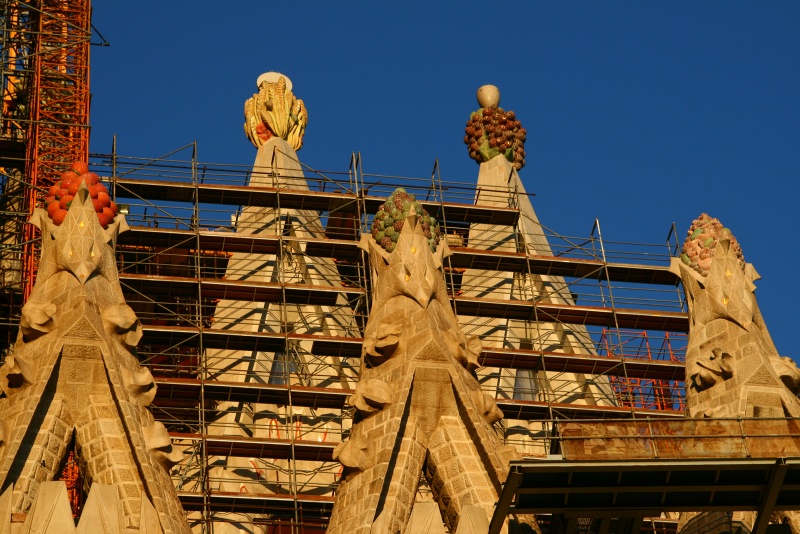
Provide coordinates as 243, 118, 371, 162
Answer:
243, 72, 308, 150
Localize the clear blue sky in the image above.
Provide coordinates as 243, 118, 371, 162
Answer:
89, 2, 800, 356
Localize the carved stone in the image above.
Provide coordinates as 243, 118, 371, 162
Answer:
670, 214, 800, 419
407, 502, 447, 534
455, 505, 491, 534
0, 485, 11, 534
326, 191, 539, 534
464, 87, 527, 169
20, 481, 76, 534
0, 177, 189, 532
76, 484, 123, 534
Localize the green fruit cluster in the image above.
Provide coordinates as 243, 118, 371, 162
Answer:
371, 188, 441, 253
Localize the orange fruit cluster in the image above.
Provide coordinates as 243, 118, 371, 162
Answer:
45, 162, 118, 228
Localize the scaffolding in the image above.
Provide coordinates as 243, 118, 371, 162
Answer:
0, 6, 750, 534
40, 140, 689, 533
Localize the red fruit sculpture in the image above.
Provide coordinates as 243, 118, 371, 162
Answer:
45, 162, 118, 228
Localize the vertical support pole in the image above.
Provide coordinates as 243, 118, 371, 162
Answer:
646, 416, 658, 459
437, 158, 458, 316
753, 459, 788, 534
595, 218, 636, 417
666, 222, 687, 314
738, 416, 751, 458
353, 152, 368, 320
354, 152, 370, 379
488, 469, 521, 534
190, 141, 212, 533
514, 173, 554, 423
111, 135, 117, 201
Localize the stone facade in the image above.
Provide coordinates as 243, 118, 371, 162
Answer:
0, 180, 189, 532
326, 194, 538, 534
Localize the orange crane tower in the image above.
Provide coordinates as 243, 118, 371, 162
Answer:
0, 0, 92, 301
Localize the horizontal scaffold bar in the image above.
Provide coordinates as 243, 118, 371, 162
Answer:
120, 273, 364, 305
142, 325, 684, 379
156, 378, 351, 409
453, 296, 689, 332
177, 490, 335, 516
142, 325, 363, 357
170, 432, 336, 462
153, 378, 683, 420
113, 178, 520, 225
448, 247, 680, 286
119, 226, 362, 260
120, 226, 680, 285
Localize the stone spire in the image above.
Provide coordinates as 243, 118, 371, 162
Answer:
671, 214, 800, 418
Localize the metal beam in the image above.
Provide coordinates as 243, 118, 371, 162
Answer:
488, 469, 522, 534
755, 459, 789, 534
491, 458, 800, 528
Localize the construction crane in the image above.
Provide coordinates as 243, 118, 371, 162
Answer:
0, 0, 92, 354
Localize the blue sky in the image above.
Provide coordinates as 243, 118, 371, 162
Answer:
90, 2, 800, 356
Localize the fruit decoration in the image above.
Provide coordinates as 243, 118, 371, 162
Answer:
44, 162, 118, 228
464, 106, 527, 170
371, 188, 440, 253
680, 213, 745, 277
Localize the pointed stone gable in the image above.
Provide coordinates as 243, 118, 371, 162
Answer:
327, 187, 540, 534
0, 172, 189, 533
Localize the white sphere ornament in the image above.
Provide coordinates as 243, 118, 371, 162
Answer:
476, 85, 500, 108
257, 71, 292, 91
